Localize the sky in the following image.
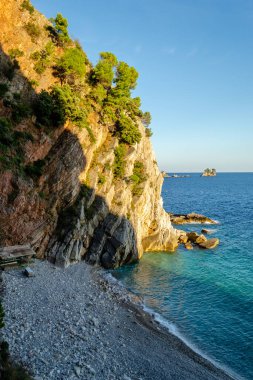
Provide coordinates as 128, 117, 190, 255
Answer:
32, 0, 253, 172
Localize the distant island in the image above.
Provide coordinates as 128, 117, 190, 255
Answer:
201, 168, 217, 177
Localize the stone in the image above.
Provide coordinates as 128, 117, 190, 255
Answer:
195, 234, 207, 244
201, 228, 216, 235
185, 242, 193, 250
199, 238, 219, 249
187, 232, 199, 243
23, 267, 35, 277
178, 235, 188, 244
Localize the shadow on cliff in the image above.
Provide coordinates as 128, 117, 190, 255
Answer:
0, 44, 139, 269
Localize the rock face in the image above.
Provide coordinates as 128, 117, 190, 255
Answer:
0, 0, 178, 268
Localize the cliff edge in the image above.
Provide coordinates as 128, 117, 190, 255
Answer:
0, 0, 178, 268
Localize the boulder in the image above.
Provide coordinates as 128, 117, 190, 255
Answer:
187, 232, 199, 243
178, 235, 188, 244
199, 238, 219, 249
201, 228, 216, 235
195, 234, 207, 244
185, 242, 193, 250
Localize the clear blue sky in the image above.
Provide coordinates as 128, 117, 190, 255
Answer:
33, 0, 253, 172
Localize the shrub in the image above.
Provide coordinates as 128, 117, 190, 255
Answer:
31, 42, 54, 74
11, 101, 31, 124
145, 127, 153, 137
113, 144, 126, 178
24, 22, 41, 42
8, 49, 24, 60
3, 60, 19, 81
116, 114, 141, 145
20, 0, 34, 14
53, 48, 86, 84
25, 159, 46, 178
0, 83, 9, 99
142, 111, 151, 126
98, 174, 106, 185
33, 90, 65, 127
0, 117, 13, 145
130, 161, 146, 196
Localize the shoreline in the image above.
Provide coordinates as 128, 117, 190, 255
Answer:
102, 271, 239, 380
2, 260, 237, 380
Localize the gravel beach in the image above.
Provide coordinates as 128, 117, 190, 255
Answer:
1, 260, 234, 380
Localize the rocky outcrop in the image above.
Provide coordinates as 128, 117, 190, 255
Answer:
0, 0, 178, 268
169, 212, 218, 225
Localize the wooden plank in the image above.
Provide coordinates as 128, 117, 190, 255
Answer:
0, 245, 35, 261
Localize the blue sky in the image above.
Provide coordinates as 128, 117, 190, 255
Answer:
32, 0, 253, 172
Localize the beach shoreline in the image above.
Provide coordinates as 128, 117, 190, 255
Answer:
2, 260, 236, 380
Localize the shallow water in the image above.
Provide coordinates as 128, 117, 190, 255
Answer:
112, 173, 253, 380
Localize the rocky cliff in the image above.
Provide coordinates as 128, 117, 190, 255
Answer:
0, 0, 179, 268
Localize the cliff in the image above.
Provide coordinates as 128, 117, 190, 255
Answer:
0, 0, 179, 268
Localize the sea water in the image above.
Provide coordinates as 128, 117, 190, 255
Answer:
112, 173, 253, 380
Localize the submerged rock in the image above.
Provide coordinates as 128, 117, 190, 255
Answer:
201, 228, 216, 235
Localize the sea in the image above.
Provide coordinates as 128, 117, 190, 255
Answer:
111, 173, 253, 380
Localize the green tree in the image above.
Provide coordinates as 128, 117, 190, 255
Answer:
48, 13, 70, 46
53, 48, 86, 84
92, 52, 118, 88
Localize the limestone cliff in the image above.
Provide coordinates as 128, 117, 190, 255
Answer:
0, 0, 179, 268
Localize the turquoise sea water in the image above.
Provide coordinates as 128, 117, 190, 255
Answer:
112, 173, 253, 380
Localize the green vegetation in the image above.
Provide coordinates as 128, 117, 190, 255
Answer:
145, 127, 153, 137
130, 161, 147, 196
53, 47, 86, 84
142, 111, 151, 126
20, 0, 34, 14
98, 174, 106, 185
47, 13, 70, 46
33, 89, 64, 127
31, 42, 54, 74
8, 49, 24, 60
24, 22, 41, 42
3, 97, 31, 124
116, 113, 141, 145
25, 159, 46, 178
2, 60, 19, 81
90, 52, 151, 145
0, 83, 9, 99
113, 144, 127, 178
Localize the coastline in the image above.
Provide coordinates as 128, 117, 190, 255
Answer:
1, 260, 238, 380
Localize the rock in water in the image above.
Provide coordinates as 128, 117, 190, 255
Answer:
195, 234, 207, 244
185, 242, 193, 250
199, 238, 219, 249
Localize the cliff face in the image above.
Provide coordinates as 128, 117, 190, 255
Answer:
0, 0, 179, 268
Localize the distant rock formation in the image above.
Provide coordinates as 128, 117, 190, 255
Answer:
169, 212, 218, 225
201, 168, 216, 177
